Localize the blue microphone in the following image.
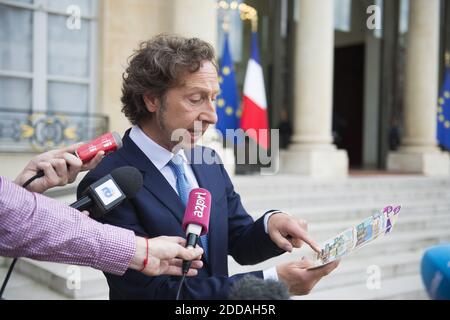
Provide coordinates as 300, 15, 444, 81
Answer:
421, 243, 450, 300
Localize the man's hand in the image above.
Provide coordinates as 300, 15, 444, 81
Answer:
14, 143, 104, 193
276, 258, 340, 295
267, 213, 321, 253
130, 236, 204, 277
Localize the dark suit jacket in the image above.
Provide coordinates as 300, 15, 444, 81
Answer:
77, 130, 284, 299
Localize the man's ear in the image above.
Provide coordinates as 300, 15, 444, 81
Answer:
143, 93, 160, 113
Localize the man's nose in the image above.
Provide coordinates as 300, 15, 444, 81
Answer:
199, 100, 218, 124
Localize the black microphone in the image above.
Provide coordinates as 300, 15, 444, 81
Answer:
229, 275, 290, 300
72, 166, 143, 218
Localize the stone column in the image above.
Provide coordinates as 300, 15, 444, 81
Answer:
387, 0, 449, 176
282, 0, 348, 178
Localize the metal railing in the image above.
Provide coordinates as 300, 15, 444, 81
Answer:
0, 109, 109, 153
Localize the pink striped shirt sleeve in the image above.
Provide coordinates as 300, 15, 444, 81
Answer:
0, 176, 135, 275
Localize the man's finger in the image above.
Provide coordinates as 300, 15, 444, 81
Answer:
163, 266, 199, 277
298, 219, 308, 232
160, 236, 186, 245
176, 246, 204, 261
37, 161, 59, 186
62, 142, 85, 154
291, 238, 303, 248
82, 151, 105, 171
272, 231, 293, 252
285, 224, 321, 253
48, 158, 69, 185
168, 258, 203, 269
307, 260, 340, 276
190, 260, 203, 269
63, 152, 83, 183
172, 246, 203, 261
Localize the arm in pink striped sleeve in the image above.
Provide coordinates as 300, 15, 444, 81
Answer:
0, 176, 135, 275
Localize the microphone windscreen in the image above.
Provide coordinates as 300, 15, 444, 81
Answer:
182, 188, 211, 236
229, 275, 290, 300
110, 166, 143, 199
421, 244, 450, 300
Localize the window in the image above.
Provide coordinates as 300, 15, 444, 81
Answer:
0, 0, 106, 152
0, 0, 98, 114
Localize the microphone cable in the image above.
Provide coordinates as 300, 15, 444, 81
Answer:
0, 174, 41, 299
176, 231, 200, 300
175, 273, 187, 300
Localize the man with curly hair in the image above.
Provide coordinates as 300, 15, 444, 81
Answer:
78, 34, 338, 300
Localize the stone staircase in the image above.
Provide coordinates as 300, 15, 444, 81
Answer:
2, 174, 450, 299
228, 174, 450, 300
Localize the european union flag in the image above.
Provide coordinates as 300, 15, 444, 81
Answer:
216, 33, 240, 142
437, 67, 450, 150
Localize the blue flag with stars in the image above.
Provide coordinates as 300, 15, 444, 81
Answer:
437, 67, 450, 150
216, 33, 240, 141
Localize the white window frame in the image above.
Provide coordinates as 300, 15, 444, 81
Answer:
0, 0, 98, 114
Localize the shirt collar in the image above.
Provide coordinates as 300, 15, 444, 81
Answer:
129, 125, 188, 170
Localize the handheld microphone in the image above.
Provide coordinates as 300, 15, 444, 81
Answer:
181, 188, 211, 274
0, 165, 142, 299
229, 275, 291, 300
23, 132, 123, 189
75, 131, 123, 163
421, 244, 450, 300
72, 166, 143, 219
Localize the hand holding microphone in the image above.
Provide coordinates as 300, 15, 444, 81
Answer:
14, 132, 122, 193
176, 188, 211, 300
181, 188, 211, 274
130, 236, 204, 277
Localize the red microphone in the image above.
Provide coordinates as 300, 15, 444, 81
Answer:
28, 132, 123, 186
181, 188, 211, 274
75, 132, 122, 163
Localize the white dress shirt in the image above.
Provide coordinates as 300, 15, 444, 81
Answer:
129, 125, 279, 281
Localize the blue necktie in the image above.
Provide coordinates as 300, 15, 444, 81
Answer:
167, 154, 209, 262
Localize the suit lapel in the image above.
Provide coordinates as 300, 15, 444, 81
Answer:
120, 135, 221, 272
187, 147, 222, 273
118, 132, 185, 224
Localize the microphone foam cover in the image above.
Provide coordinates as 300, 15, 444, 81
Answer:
421, 244, 450, 300
182, 188, 211, 236
229, 275, 290, 300
110, 166, 143, 199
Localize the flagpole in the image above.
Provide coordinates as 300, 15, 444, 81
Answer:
251, 15, 258, 33
222, 5, 230, 33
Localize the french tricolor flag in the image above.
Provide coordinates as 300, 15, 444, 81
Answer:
240, 32, 269, 149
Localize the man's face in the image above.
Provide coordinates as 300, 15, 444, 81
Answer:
144, 60, 219, 151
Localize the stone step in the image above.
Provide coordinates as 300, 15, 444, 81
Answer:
228, 228, 450, 275
13, 259, 108, 299
298, 274, 428, 300
239, 185, 450, 199
307, 212, 450, 241
6, 175, 449, 300
311, 251, 423, 291
246, 199, 450, 222
241, 191, 450, 212
0, 266, 70, 300
233, 175, 450, 191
